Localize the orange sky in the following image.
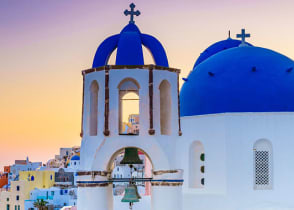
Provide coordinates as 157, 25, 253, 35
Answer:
1, 0, 294, 169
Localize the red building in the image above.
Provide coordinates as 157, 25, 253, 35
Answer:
0, 166, 10, 188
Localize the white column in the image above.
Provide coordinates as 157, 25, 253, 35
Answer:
77, 172, 113, 210
78, 185, 113, 210
151, 169, 183, 210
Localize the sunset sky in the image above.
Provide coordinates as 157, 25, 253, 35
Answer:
1, 0, 294, 169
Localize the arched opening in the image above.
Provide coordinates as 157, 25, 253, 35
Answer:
253, 139, 273, 190
142, 46, 155, 65
108, 48, 117, 65
108, 147, 153, 210
159, 80, 171, 135
118, 79, 140, 135
89, 81, 99, 136
189, 141, 205, 188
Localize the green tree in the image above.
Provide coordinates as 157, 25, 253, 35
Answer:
33, 199, 48, 210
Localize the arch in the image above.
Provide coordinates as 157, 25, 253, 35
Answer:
92, 34, 120, 68
141, 34, 169, 67
107, 147, 154, 172
159, 80, 171, 135
91, 138, 170, 171
89, 81, 99, 136
117, 77, 140, 90
118, 78, 140, 135
189, 141, 205, 188
253, 139, 273, 190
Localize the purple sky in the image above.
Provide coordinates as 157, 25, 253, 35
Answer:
0, 0, 293, 169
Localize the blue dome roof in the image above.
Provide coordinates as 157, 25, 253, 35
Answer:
193, 38, 252, 68
180, 46, 294, 117
71, 155, 80, 161
92, 23, 169, 68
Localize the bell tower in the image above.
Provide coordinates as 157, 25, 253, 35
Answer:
77, 3, 183, 210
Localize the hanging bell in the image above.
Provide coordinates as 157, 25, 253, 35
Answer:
120, 148, 143, 165
121, 184, 141, 203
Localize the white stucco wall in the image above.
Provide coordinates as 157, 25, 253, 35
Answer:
180, 112, 294, 210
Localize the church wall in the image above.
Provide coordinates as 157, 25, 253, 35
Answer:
179, 114, 227, 195
225, 112, 294, 209
80, 71, 105, 171
179, 112, 294, 210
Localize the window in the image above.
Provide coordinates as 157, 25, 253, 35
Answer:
51, 191, 54, 196
15, 206, 17, 210
89, 81, 99, 136
50, 175, 53, 180
189, 141, 205, 188
7, 198, 9, 201
159, 80, 171, 135
118, 79, 140, 135
7, 204, 10, 210
18, 206, 20, 210
16, 196, 19, 201
16, 186, 20, 191
254, 139, 273, 190
30, 176, 34, 181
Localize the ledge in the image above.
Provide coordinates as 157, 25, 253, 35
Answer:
82, 65, 181, 75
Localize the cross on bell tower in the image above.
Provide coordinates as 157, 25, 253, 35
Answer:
236, 29, 250, 45
124, 3, 141, 24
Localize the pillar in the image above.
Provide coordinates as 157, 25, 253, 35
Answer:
151, 169, 183, 210
77, 171, 113, 210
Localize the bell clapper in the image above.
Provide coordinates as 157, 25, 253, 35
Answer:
129, 202, 133, 210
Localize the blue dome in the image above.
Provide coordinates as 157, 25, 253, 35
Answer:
71, 155, 80, 161
193, 38, 252, 68
92, 23, 169, 68
180, 46, 294, 117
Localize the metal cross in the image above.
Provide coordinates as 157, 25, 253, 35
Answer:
236, 29, 250, 44
124, 3, 141, 24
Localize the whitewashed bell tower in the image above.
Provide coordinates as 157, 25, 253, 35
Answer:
77, 3, 184, 210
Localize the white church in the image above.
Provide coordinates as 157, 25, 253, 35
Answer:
77, 3, 294, 210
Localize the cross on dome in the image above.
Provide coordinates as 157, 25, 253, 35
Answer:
236, 29, 250, 44
124, 3, 141, 24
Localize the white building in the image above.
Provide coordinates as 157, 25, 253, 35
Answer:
76, 3, 294, 210
25, 187, 77, 210
68, 156, 80, 171
9, 157, 42, 182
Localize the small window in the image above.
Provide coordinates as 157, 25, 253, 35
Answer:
189, 141, 205, 188
7, 204, 10, 210
16, 186, 20, 191
64, 190, 68, 194
89, 81, 99, 136
50, 175, 52, 180
18, 206, 20, 210
30, 176, 34, 181
51, 191, 54, 196
159, 80, 171, 135
74, 162, 76, 165
254, 139, 273, 190
14, 206, 17, 210
16, 196, 19, 201
6, 198, 9, 201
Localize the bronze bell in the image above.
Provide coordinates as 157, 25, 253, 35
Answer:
120, 148, 143, 165
121, 184, 141, 203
